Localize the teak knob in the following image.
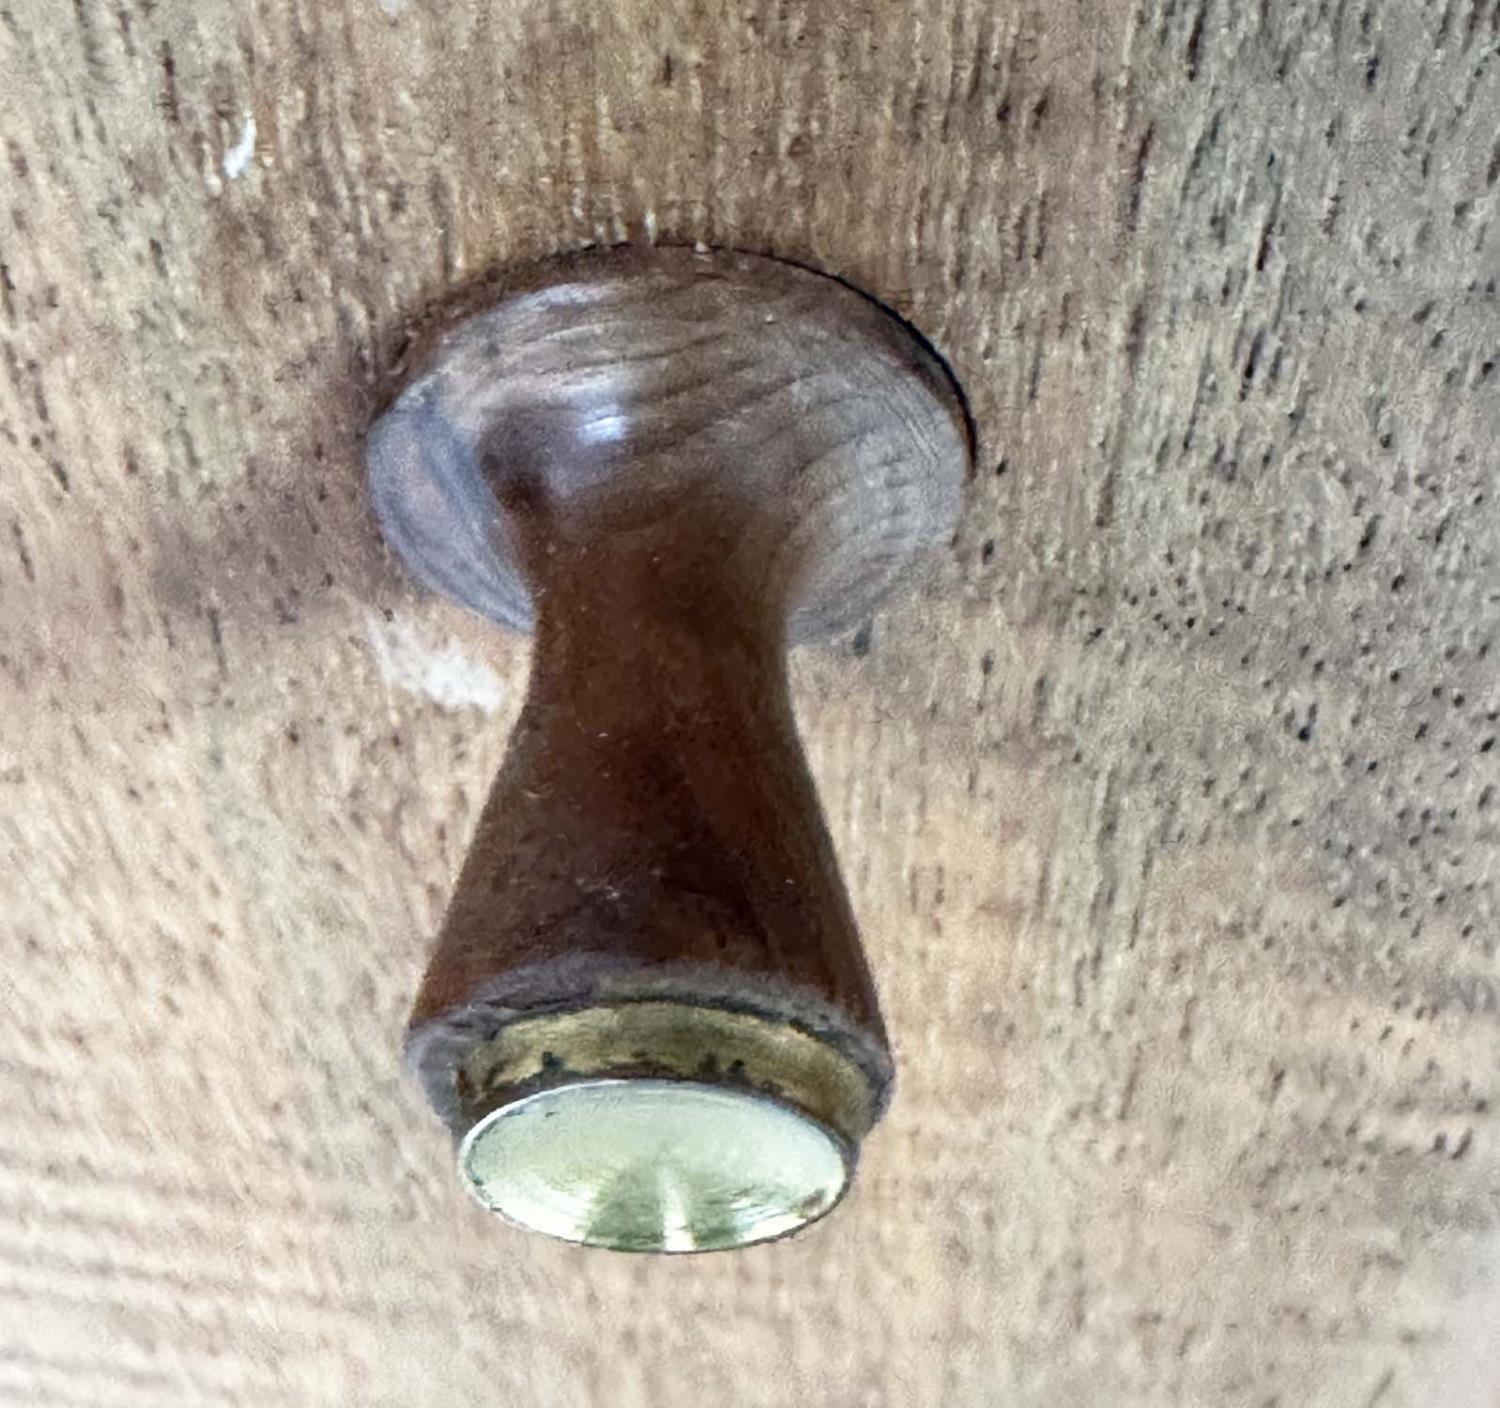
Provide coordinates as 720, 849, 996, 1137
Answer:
367, 246, 970, 1252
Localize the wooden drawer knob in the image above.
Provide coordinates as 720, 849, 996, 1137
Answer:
367, 246, 970, 1251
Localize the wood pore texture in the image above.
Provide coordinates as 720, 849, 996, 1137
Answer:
2, 2, 1498, 1406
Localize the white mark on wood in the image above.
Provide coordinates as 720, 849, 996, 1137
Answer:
365, 613, 503, 714
376, 0, 409, 14
643, 209, 658, 243
223, 115, 257, 180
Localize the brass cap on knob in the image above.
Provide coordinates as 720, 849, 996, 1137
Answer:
452, 1001, 876, 1252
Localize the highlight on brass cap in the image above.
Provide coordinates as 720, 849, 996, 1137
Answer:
367, 244, 971, 1251
461, 1083, 848, 1252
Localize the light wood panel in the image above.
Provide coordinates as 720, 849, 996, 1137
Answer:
1, 1, 1497, 1404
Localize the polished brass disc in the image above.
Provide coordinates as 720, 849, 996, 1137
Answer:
459, 1078, 850, 1252
448, 1000, 879, 1252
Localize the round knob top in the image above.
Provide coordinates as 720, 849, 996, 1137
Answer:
461, 1079, 849, 1253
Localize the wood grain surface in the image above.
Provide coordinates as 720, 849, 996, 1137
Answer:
2, 1, 1498, 1405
